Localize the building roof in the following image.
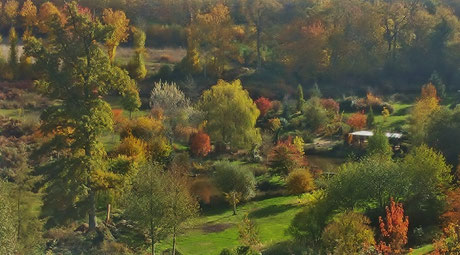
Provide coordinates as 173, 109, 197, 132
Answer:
350, 130, 403, 139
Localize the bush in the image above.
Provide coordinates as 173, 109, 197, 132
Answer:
347, 112, 367, 130
189, 131, 212, 157
286, 169, 315, 197
255, 97, 272, 117
322, 211, 375, 254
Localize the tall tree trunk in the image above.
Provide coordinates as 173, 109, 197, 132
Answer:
106, 203, 111, 224
88, 189, 97, 230
172, 226, 177, 255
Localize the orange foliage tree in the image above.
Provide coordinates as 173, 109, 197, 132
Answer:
347, 112, 367, 130
189, 131, 212, 157
268, 137, 307, 176
442, 188, 460, 226
255, 97, 272, 117
377, 198, 409, 254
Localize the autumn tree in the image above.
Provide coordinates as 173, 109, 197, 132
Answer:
189, 3, 237, 77
286, 169, 315, 198
410, 83, 440, 146
4, 0, 19, 26
269, 138, 307, 176
376, 198, 409, 254
26, 1, 140, 230
199, 80, 261, 150
347, 112, 367, 130
322, 211, 376, 255
103, 8, 130, 64
189, 131, 211, 157
213, 161, 256, 215
19, 0, 37, 37
254, 97, 272, 117
37, 2, 63, 33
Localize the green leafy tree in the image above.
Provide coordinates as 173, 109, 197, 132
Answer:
0, 179, 17, 255
213, 161, 256, 215
322, 211, 376, 255
121, 88, 141, 118
367, 129, 392, 157
25, 1, 140, 230
199, 79, 261, 150
124, 163, 171, 255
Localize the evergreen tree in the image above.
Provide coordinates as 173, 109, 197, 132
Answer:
8, 27, 18, 70
297, 84, 306, 111
367, 107, 375, 128
130, 27, 147, 80
429, 71, 446, 99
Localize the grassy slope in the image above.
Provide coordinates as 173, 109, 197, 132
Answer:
409, 244, 434, 255
156, 195, 303, 255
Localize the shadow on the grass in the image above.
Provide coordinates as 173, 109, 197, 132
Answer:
248, 204, 296, 219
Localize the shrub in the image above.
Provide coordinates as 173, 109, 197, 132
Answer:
114, 136, 147, 162
255, 97, 272, 117
320, 98, 339, 113
347, 112, 367, 130
322, 211, 375, 254
189, 131, 212, 157
120, 116, 163, 141
286, 169, 315, 197
191, 179, 214, 204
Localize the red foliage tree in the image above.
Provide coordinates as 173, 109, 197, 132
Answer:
255, 97, 272, 117
190, 131, 212, 157
268, 137, 307, 176
442, 188, 460, 226
347, 112, 367, 130
320, 98, 339, 113
376, 198, 409, 254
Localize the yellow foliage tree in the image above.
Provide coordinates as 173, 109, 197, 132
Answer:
19, 0, 37, 38
102, 8, 130, 63
410, 83, 440, 146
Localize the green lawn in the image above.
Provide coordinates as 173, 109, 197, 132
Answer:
156, 195, 303, 255
409, 244, 434, 255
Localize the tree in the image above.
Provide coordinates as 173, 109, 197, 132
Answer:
8, 27, 18, 70
426, 107, 460, 167
410, 84, 440, 146
347, 112, 367, 130
4, 0, 19, 26
432, 223, 460, 254
213, 161, 256, 215
189, 131, 212, 157
269, 138, 307, 176
254, 97, 272, 117
199, 80, 261, 150
429, 71, 446, 99
297, 84, 306, 111
367, 107, 375, 128
25, 1, 140, 230
299, 97, 330, 133
238, 213, 260, 248
242, 0, 281, 70
188, 3, 237, 77
322, 211, 376, 255
102, 8, 130, 64
124, 163, 171, 255
286, 169, 315, 198
37, 2, 63, 33
166, 161, 199, 255
19, 0, 37, 38
0, 179, 17, 255
376, 198, 409, 254
129, 27, 147, 80
121, 87, 141, 118
367, 129, 393, 157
